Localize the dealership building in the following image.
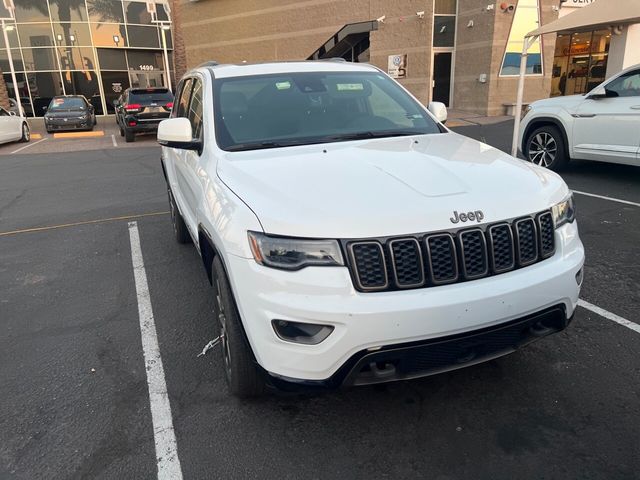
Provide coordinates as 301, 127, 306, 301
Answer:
0, 0, 175, 116
174, 0, 638, 116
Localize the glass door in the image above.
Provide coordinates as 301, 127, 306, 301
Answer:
432, 52, 453, 106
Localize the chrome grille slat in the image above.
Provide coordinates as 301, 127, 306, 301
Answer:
346, 210, 555, 292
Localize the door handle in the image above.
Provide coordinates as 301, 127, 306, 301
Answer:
630, 105, 640, 110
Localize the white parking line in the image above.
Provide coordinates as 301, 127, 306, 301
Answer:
573, 190, 640, 208
128, 221, 183, 480
578, 299, 640, 334
10, 137, 47, 154
111, 134, 118, 147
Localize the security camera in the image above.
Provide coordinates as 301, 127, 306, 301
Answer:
500, 2, 515, 11
376, 15, 386, 23
416, 11, 425, 19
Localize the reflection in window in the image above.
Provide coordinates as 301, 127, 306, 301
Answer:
127, 25, 160, 48
435, 0, 457, 15
500, 0, 543, 76
21, 48, 58, 71
14, 0, 49, 23
0, 49, 26, 72
49, 0, 87, 22
90, 23, 127, 47
98, 48, 128, 70
87, 0, 125, 23
433, 16, 455, 47
0, 25, 19, 49
53, 23, 92, 47
27, 72, 65, 116
101, 71, 130, 113
58, 47, 96, 71
3, 73, 31, 110
18, 24, 54, 47
62, 69, 102, 113
156, 4, 170, 22
127, 50, 164, 70
124, 1, 153, 25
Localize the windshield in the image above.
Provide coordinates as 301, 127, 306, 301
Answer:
214, 71, 441, 151
49, 97, 86, 110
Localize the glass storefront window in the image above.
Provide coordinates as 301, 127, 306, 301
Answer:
57, 46, 96, 71
435, 0, 457, 15
21, 48, 59, 71
49, 0, 88, 22
18, 23, 55, 48
97, 48, 128, 70
0, 49, 26, 72
53, 23, 92, 47
156, 4, 170, 22
62, 69, 102, 112
127, 25, 160, 48
27, 72, 65, 116
101, 71, 131, 113
14, 1, 50, 23
127, 50, 163, 71
90, 23, 127, 47
500, 0, 543, 76
124, 1, 153, 25
3, 73, 31, 110
0, 25, 20, 49
433, 16, 455, 47
87, 0, 124, 23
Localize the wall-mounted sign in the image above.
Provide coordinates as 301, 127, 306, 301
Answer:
388, 54, 407, 79
138, 64, 155, 71
112, 82, 122, 93
562, 0, 596, 8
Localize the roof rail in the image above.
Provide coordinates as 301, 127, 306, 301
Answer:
315, 57, 347, 62
197, 61, 220, 68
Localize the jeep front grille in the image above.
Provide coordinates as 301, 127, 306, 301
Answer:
345, 210, 555, 292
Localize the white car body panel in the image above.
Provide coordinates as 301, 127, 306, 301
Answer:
0, 108, 24, 144
161, 61, 585, 385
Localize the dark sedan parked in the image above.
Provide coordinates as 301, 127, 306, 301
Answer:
43, 96, 97, 133
114, 87, 173, 143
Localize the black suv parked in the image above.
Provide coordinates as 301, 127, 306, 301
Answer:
114, 87, 173, 142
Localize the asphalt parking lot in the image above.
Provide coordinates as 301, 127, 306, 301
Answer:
1, 120, 638, 479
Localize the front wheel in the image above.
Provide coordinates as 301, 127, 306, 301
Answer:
20, 123, 30, 142
525, 126, 569, 171
212, 256, 265, 397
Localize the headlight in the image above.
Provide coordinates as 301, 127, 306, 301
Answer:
248, 231, 344, 270
552, 193, 576, 228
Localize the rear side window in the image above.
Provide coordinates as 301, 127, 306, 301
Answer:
188, 79, 204, 139
174, 79, 193, 118
129, 89, 173, 105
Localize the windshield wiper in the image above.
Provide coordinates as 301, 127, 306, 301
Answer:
226, 141, 291, 152
323, 130, 423, 141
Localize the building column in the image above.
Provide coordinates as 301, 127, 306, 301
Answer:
171, 0, 187, 83
605, 23, 640, 79
0, 70, 9, 110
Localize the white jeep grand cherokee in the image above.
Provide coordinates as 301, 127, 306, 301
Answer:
158, 61, 584, 397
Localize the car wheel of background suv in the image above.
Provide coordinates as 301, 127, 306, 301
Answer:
119, 125, 124, 137
125, 129, 135, 143
168, 186, 190, 244
20, 123, 30, 142
212, 256, 265, 398
525, 125, 569, 171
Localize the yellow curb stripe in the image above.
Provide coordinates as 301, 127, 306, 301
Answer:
31, 133, 42, 139
53, 130, 105, 139
0, 211, 169, 237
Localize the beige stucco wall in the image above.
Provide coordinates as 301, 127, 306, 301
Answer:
175, 0, 558, 115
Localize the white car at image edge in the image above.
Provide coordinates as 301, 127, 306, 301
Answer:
519, 63, 640, 170
0, 105, 30, 145
158, 60, 585, 397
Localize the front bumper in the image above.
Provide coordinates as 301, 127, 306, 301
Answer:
226, 222, 584, 384
45, 119, 91, 131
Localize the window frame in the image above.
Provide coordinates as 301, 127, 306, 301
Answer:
498, 0, 544, 78
187, 77, 204, 141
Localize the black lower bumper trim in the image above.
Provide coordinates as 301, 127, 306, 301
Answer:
266, 304, 571, 392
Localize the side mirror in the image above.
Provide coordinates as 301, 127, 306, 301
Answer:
587, 86, 607, 99
157, 117, 201, 152
9, 111, 16, 116
428, 101, 448, 124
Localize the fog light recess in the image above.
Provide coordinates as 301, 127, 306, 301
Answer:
575, 267, 584, 286
272, 320, 334, 345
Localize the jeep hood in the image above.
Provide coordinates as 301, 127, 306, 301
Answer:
217, 132, 569, 238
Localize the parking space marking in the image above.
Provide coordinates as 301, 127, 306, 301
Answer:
53, 131, 105, 139
111, 134, 118, 147
0, 211, 169, 238
573, 190, 640, 208
10, 138, 47, 154
128, 221, 183, 480
579, 299, 640, 334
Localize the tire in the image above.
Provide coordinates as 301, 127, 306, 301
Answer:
93, 116, 97, 126
46, 128, 52, 134
125, 128, 135, 143
525, 125, 569, 171
168, 186, 190, 244
20, 123, 30, 142
119, 124, 124, 137
212, 256, 265, 398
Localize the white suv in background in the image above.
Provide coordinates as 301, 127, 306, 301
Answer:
520, 64, 640, 170
158, 61, 584, 397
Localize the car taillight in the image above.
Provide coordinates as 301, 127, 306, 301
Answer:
165, 102, 173, 109
125, 104, 141, 112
